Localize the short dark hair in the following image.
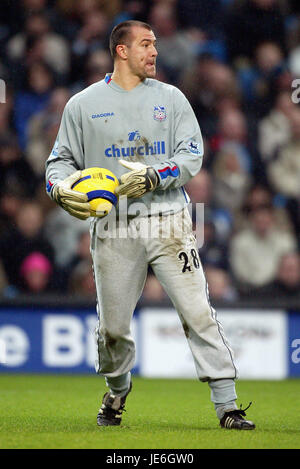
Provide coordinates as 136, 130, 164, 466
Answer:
109, 20, 152, 59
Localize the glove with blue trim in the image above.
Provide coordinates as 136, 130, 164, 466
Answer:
115, 160, 159, 198
52, 171, 91, 220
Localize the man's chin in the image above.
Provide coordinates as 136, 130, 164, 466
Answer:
146, 67, 156, 78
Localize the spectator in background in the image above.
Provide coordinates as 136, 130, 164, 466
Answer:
258, 90, 296, 162
185, 169, 233, 244
211, 113, 253, 215
148, 2, 196, 83
71, 8, 109, 81
0, 0, 18, 44
225, 0, 286, 63
273, 252, 300, 298
243, 251, 300, 301
199, 214, 229, 271
71, 49, 112, 93
267, 110, 300, 200
211, 142, 252, 214
208, 87, 264, 183
57, 0, 122, 26
0, 259, 8, 295
177, 0, 224, 38
288, 20, 300, 77
112, 0, 149, 25
176, 0, 227, 64
0, 200, 54, 290
0, 87, 14, 140
210, 108, 253, 187
236, 183, 294, 234
212, 109, 249, 153
230, 205, 297, 293
44, 205, 90, 268
8, 0, 63, 36
85, 49, 113, 83
19, 251, 54, 294
26, 86, 70, 178
14, 61, 54, 149
295, 205, 300, 249
0, 134, 37, 205
237, 41, 288, 117
185, 168, 212, 206
7, 11, 70, 83
64, 231, 92, 283
0, 189, 23, 238
0, 119, 35, 239
265, 109, 300, 238
205, 265, 238, 302
180, 56, 241, 138
68, 259, 96, 298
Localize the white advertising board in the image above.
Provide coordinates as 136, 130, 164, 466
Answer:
140, 308, 287, 379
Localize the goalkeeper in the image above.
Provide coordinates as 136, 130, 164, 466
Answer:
45, 20, 255, 430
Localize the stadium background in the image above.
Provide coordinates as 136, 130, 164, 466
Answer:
0, 0, 300, 379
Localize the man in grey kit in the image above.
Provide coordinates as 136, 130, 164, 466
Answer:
46, 20, 255, 430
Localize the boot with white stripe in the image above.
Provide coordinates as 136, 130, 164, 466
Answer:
220, 403, 255, 430
97, 382, 132, 426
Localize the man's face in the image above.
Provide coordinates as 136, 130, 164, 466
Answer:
251, 208, 273, 236
125, 26, 158, 79
278, 255, 300, 287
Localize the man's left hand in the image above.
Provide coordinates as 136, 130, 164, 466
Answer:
115, 160, 159, 198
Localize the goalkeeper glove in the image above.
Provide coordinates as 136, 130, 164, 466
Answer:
51, 171, 91, 220
115, 160, 159, 198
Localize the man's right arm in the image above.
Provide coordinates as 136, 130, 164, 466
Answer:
45, 98, 91, 220
45, 99, 84, 195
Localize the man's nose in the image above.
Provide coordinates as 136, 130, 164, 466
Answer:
152, 45, 158, 57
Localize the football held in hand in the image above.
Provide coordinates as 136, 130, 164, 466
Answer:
71, 167, 119, 217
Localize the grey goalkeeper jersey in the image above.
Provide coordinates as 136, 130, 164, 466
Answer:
45, 74, 203, 216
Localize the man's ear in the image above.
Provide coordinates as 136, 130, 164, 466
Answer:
115, 44, 128, 60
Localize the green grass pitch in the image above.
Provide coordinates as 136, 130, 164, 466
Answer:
0, 375, 299, 449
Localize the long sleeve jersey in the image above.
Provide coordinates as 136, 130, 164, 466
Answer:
45, 74, 203, 216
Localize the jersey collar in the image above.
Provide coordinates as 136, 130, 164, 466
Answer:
104, 73, 148, 93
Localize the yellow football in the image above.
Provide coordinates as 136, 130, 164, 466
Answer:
71, 167, 119, 217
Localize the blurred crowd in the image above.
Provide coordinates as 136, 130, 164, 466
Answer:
0, 0, 300, 304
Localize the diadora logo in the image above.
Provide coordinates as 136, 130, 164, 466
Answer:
153, 106, 166, 122
128, 130, 141, 141
91, 112, 115, 119
188, 140, 202, 155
